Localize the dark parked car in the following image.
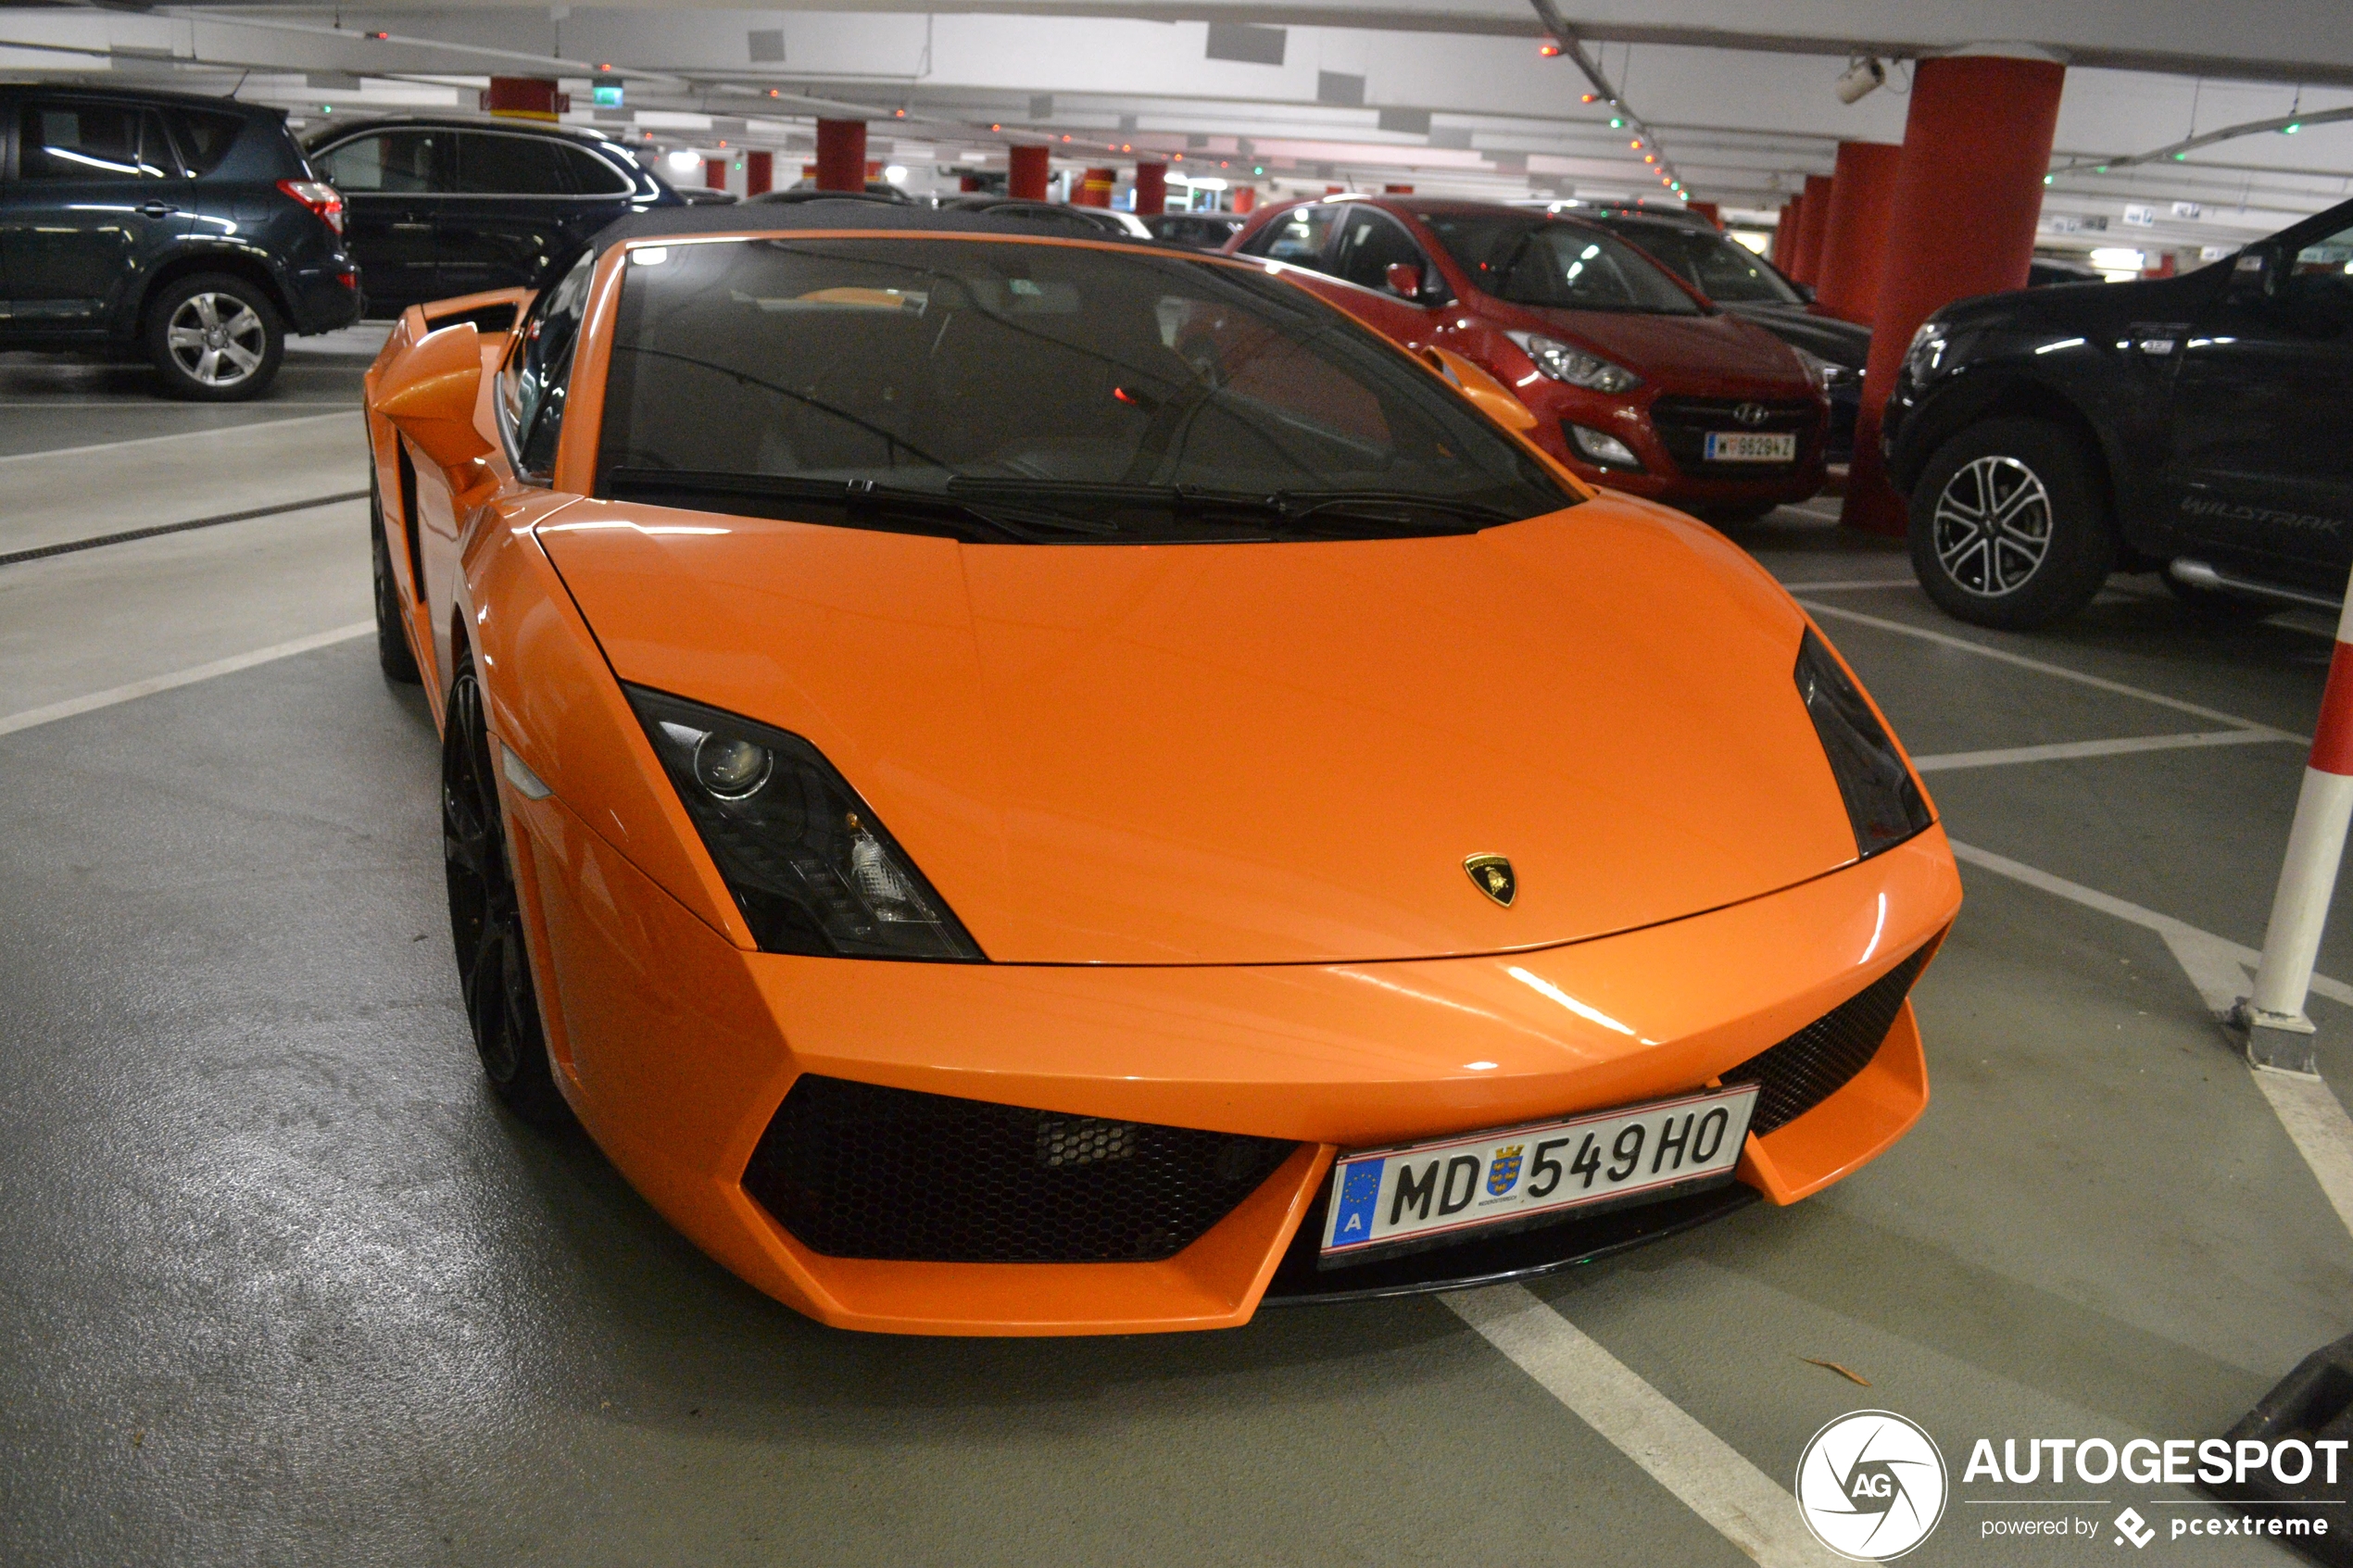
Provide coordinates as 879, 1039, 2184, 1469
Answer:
2028, 256, 2105, 287
0, 84, 360, 398
1146, 211, 1247, 251
1590, 209, 1869, 463
1886, 195, 2353, 628
1228, 195, 1828, 520
937, 194, 1151, 239
306, 117, 674, 318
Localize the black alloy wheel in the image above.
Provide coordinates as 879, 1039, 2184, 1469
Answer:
371, 476, 422, 684
444, 654, 566, 1124
1908, 417, 2116, 630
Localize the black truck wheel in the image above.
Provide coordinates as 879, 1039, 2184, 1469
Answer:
1908, 418, 2116, 630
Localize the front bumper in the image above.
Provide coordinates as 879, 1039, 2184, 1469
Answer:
510, 782, 1958, 1335
1522, 384, 1831, 508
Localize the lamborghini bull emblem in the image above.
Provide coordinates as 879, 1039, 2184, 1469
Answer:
1465, 854, 1516, 907
1488, 1146, 1524, 1196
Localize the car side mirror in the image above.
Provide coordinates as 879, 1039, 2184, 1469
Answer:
377, 320, 497, 504
1421, 345, 1539, 433
2229, 247, 2280, 301
1385, 261, 1426, 300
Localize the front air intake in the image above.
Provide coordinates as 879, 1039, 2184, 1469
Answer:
1724, 941, 1934, 1135
743, 1074, 1297, 1262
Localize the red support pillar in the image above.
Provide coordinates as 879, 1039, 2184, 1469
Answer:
703, 157, 727, 193
960, 173, 984, 193
1790, 173, 1835, 283
1773, 198, 1801, 268
1075, 166, 1114, 207
1007, 144, 1050, 201
1233, 186, 1255, 214
1813, 141, 1903, 326
745, 150, 773, 196
1134, 162, 1167, 216
1843, 53, 2067, 535
815, 119, 866, 193
1686, 200, 1721, 229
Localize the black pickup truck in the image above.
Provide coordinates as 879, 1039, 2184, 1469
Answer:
1885, 195, 2353, 629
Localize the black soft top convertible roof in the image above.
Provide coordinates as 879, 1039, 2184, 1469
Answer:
587, 197, 1156, 250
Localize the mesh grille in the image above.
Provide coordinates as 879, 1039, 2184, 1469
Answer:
1724, 942, 1932, 1135
743, 1074, 1297, 1262
1647, 395, 1819, 474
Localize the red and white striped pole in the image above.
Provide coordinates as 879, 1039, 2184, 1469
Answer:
2233, 582, 2353, 1074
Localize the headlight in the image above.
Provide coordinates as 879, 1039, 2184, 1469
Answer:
1793, 346, 1854, 389
1903, 321, 1945, 382
1504, 331, 1642, 393
1794, 631, 1931, 859
627, 686, 984, 960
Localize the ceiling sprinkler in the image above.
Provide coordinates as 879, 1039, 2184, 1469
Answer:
1835, 56, 1888, 105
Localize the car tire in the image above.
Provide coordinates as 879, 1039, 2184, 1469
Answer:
444, 651, 567, 1126
371, 479, 422, 684
1908, 418, 2116, 630
145, 274, 284, 402
2160, 571, 2275, 626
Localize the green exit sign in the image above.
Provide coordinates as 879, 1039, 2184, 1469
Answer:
593, 83, 624, 107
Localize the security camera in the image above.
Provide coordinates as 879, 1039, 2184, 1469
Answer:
1835, 57, 1887, 105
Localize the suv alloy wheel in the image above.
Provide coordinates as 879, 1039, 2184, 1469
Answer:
1908, 417, 2116, 629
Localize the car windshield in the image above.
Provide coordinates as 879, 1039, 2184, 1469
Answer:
1602, 223, 1802, 305
1420, 216, 1704, 315
594, 235, 1576, 542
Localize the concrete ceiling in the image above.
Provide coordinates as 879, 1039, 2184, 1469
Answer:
6, 3, 2349, 253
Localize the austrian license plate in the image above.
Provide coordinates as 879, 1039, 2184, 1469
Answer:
1704, 431, 1796, 462
1320, 1084, 1758, 1262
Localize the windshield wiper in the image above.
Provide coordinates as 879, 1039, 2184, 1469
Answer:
947, 479, 1517, 535
600, 468, 1115, 543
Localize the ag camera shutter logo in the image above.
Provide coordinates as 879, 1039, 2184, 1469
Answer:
1794, 1410, 1948, 1561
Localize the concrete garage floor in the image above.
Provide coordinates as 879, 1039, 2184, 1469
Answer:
4, 351, 2351, 1568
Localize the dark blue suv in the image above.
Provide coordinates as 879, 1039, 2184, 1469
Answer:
0, 85, 361, 399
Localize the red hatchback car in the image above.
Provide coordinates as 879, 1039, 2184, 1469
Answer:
1228, 196, 1829, 519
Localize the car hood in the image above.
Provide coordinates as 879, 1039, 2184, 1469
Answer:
1512, 306, 1812, 393
1724, 304, 1872, 368
538, 495, 1861, 965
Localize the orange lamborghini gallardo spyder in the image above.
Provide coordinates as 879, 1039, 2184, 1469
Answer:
363, 204, 1960, 1336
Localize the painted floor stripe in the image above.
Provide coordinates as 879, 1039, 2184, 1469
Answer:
0, 408, 352, 466
0, 623, 372, 737
1446, 1284, 1843, 1568
1910, 730, 2292, 772
1947, 837, 2353, 1239
1798, 600, 2307, 743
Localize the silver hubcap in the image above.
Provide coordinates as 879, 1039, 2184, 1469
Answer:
165, 293, 265, 386
1933, 455, 2054, 597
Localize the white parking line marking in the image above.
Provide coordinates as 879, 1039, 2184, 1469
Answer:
0, 623, 372, 737
1447, 1284, 1843, 1567
1910, 731, 2293, 772
1775, 579, 1920, 593
0, 409, 352, 466
1797, 600, 2307, 742
1947, 838, 2353, 1238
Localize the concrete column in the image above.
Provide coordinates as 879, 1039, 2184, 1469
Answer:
1008, 144, 1050, 200
1790, 174, 1835, 283
1134, 162, 1167, 216
1076, 167, 1115, 207
1843, 53, 2067, 534
815, 119, 866, 193
1813, 141, 1903, 325
703, 157, 727, 194
1776, 198, 1803, 268
745, 151, 773, 197
1687, 200, 1721, 229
